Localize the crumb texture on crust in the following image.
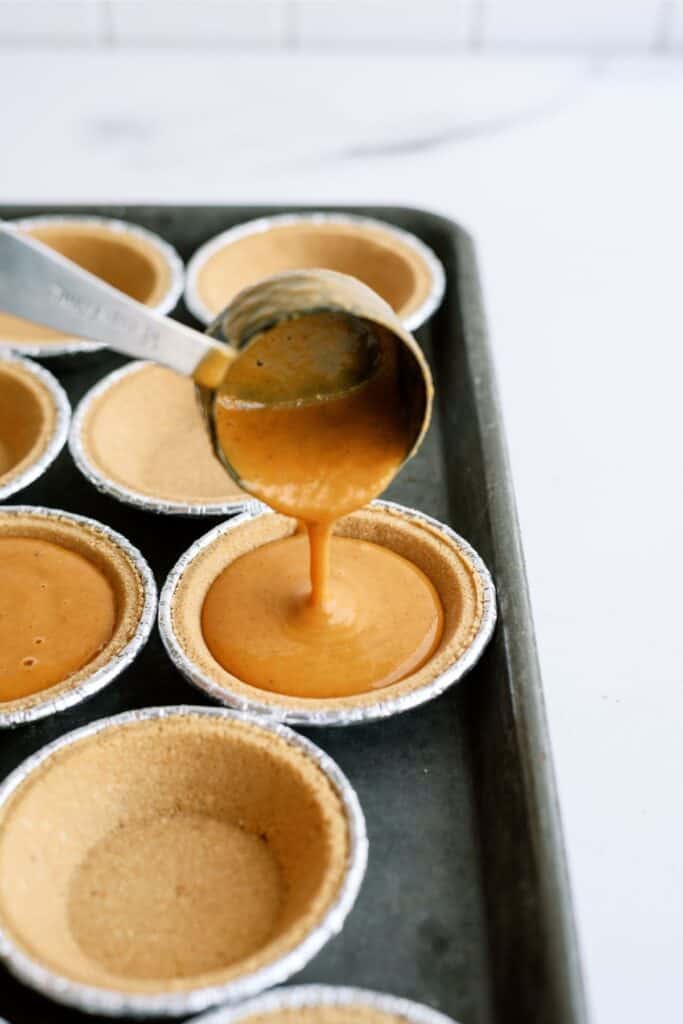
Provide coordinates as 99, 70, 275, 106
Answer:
0, 715, 349, 993
244, 1008, 415, 1024
197, 221, 433, 322
80, 364, 244, 504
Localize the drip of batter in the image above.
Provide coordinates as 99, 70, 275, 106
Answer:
214, 312, 409, 605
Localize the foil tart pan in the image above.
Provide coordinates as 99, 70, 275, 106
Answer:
159, 499, 496, 727
184, 211, 446, 333
0, 705, 368, 1017
196, 984, 461, 1024
69, 360, 255, 517
0, 353, 70, 501
0, 215, 185, 358
0, 505, 156, 727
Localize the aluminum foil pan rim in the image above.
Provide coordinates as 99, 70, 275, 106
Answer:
69, 359, 255, 517
0, 705, 368, 1017
0, 353, 71, 500
195, 984, 461, 1024
0, 505, 157, 728
158, 499, 497, 727
184, 211, 446, 333
1, 215, 185, 358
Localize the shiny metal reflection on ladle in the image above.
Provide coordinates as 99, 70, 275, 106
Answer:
0, 226, 432, 493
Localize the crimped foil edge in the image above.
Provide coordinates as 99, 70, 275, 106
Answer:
69, 360, 255, 517
195, 984, 461, 1024
158, 499, 497, 727
184, 212, 446, 333
0, 354, 71, 500
0, 705, 368, 1017
0, 505, 157, 727
0, 215, 185, 358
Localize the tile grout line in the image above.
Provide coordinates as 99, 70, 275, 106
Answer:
469, 0, 485, 50
96, 0, 114, 48
283, 0, 299, 50
0, 0, 677, 54
653, 0, 677, 51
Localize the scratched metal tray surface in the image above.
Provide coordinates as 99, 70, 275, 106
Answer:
0, 205, 587, 1024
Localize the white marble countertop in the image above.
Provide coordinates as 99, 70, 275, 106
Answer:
2, 49, 682, 1024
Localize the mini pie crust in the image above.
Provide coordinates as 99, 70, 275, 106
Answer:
0, 219, 175, 348
243, 1008, 416, 1024
170, 504, 486, 715
0, 359, 57, 489
193, 220, 435, 325
0, 713, 350, 994
76, 362, 245, 506
0, 511, 145, 718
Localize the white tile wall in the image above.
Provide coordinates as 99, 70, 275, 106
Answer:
294, 1, 475, 49
0, 0, 100, 44
107, 0, 285, 48
670, 0, 683, 47
480, 0, 663, 51
0, 0, 677, 51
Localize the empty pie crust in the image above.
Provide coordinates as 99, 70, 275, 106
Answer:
0, 708, 366, 1016
71, 361, 248, 514
185, 214, 445, 333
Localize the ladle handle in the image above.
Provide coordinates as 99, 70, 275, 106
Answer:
0, 224, 230, 384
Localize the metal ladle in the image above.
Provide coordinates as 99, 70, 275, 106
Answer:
0, 224, 432, 486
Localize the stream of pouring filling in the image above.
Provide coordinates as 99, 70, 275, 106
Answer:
203, 311, 443, 698
214, 312, 407, 606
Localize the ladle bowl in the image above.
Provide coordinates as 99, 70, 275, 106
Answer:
0, 226, 433, 497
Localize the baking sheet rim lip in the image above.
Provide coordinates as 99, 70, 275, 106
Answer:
0, 704, 368, 1018
183, 211, 447, 333
0, 504, 157, 728
69, 359, 254, 517
0, 214, 185, 358
0, 353, 71, 501
158, 498, 497, 727
195, 983, 461, 1023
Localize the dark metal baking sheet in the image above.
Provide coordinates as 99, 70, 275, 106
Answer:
0, 205, 587, 1024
